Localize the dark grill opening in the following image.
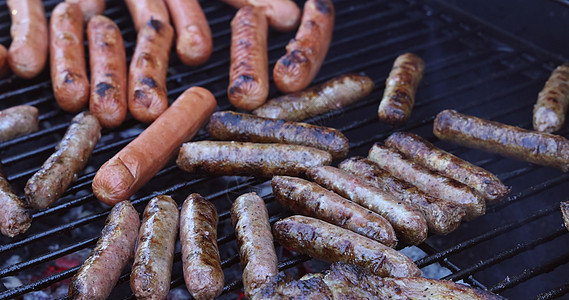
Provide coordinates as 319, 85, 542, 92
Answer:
1, 0, 568, 299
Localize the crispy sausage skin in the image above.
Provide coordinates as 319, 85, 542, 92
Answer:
533, 64, 569, 133
386, 132, 510, 203
434, 109, 569, 172
207, 111, 349, 159
273, 215, 421, 277
180, 193, 224, 300
218, 0, 300, 32
25, 112, 101, 210
273, 0, 335, 93
0, 105, 39, 143
124, 0, 170, 32
0, 164, 31, 237
228, 6, 269, 111
165, 0, 212, 66
131, 195, 179, 300
128, 19, 174, 123
306, 166, 428, 245
0, 45, 9, 78
378, 53, 425, 125
177, 141, 332, 178
253, 74, 374, 121
66, 0, 105, 22
339, 157, 465, 235
231, 192, 279, 299
368, 143, 485, 221
87, 15, 128, 128
69, 200, 140, 300
7, 0, 48, 79
50, 2, 90, 113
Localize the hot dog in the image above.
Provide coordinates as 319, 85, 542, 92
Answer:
533, 63, 569, 133
124, 0, 170, 32
0, 164, 31, 237
0, 45, 9, 78
218, 0, 300, 32
228, 6, 269, 111
0, 105, 39, 142
66, 0, 105, 21
273, 0, 335, 93
92, 87, 217, 206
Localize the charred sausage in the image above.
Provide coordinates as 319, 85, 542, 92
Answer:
207, 111, 349, 159
180, 193, 223, 300
273, 0, 335, 93
368, 143, 485, 220
66, 0, 105, 21
562, 201, 569, 232
124, 0, 170, 32
378, 53, 425, 125
25, 112, 101, 210
128, 18, 174, 123
386, 132, 510, 202
177, 141, 332, 178
272, 176, 398, 247
0, 164, 31, 237
50, 2, 90, 113
253, 74, 374, 121
273, 215, 421, 277
0, 105, 39, 142
131, 195, 179, 300
218, 0, 300, 32
228, 6, 269, 110
7, 0, 48, 79
69, 200, 140, 300
434, 109, 569, 172
533, 64, 569, 133
0, 45, 9, 78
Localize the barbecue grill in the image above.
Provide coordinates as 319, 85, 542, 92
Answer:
1, 0, 568, 299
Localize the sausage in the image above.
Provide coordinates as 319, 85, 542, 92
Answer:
231, 192, 278, 299
131, 195, 179, 300
124, 0, 170, 32
180, 193, 223, 300
0, 164, 31, 237
65, 0, 105, 21
0, 44, 9, 78
165, 0, 212, 66
128, 19, 174, 123
273, 0, 335, 93
69, 200, 140, 300
177, 141, 332, 178
253, 74, 374, 121
218, 0, 300, 32
6, 0, 48, 79
50, 2, 90, 113
368, 143, 485, 221
92, 87, 216, 206
377, 53, 425, 125
272, 176, 397, 248
0, 105, 39, 143
257, 273, 334, 300
306, 166, 428, 245
533, 64, 569, 133
207, 111, 349, 159
434, 109, 569, 172
339, 157, 465, 235
562, 201, 569, 231
87, 15, 128, 128
273, 215, 421, 277
228, 6, 269, 111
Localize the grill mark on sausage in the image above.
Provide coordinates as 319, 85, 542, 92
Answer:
95, 82, 115, 98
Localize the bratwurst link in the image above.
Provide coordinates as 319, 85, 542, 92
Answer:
0, 105, 39, 143
533, 63, 569, 133
0, 164, 31, 237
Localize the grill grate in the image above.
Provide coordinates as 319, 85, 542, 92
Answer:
1, 0, 569, 299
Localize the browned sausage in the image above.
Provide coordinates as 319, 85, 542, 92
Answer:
272, 175, 398, 248
218, 0, 300, 32
434, 109, 569, 172
386, 132, 510, 203
306, 166, 428, 245
228, 6, 269, 111
66, 0, 105, 21
69, 200, 140, 300
207, 111, 349, 159
128, 19, 174, 123
131, 195, 179, 300
124, 0, 170, 32
7, 0, 48, 79
273, 215, 421, 277
50, 2, 90, 113
0, 44, 9, 78
165, 0, 212, 66
253, 74, 374, 121
24, 112, 101, 210
87, 15, 128, 128
339, 157, 465, 235
273, 0, 335, 93
0, 164, 31, 237
533, 64, 569, 133
231, 192, 278, 299
368, 143, 485, 221
0, 105, 39, 142
562, 201, 569, 231
180, 193, 223, 300
378, 53, 425, 125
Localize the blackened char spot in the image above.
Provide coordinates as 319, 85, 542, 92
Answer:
140, 77, 158, 88
134, 90, 145, 100
314, 0, 331, 14
147, 17, 162, 32
229, 75, 255, 94
64, 72, 74, 83
95, 83, 114, 97
238, 75, 254, 82
282, 50, 307, 67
